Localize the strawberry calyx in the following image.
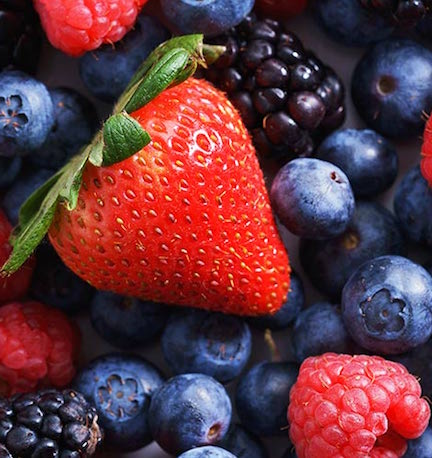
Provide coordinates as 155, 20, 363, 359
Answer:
1, 35, 225, 275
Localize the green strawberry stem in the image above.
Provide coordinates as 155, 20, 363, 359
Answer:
1, 34, 225, 275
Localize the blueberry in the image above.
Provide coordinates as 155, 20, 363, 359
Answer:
314, 0, 394, 46
249, 271, 305, 330
392, 339, 432, 399
352, 39, 432, 138
160, 0, 255, 37
218, 424, 268, 458
0, 70, 54, 156
162, 310, 251, 383
236, 361, 299, 436
178, 447, 237, 458
293, 302, 355, 362
31, 88, 98, 170
79, 15, 170, 104
342, 255, 432, 354
148, 373, 232, 455
30, 244, 94, 314
404, 427, 432, 457
316, 129, 398, 198
300, 201, 404, 298
0, 156, 21, 190
271, 158, 355, 239
91, 291, 170, 349
2, 168, 53, 225
394, 165, 432, 247
73, 353, 165, 452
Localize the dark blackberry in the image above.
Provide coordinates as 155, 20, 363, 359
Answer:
359, 0, 432, 28
0, 0, 42, 74
0, 389, 103, 457
205, 14, 345, 162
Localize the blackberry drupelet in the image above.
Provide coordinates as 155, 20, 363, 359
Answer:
359, 0, 432, 28
0, 0, 42, 74
0, 389, 103, 457
205, 14, 345, 161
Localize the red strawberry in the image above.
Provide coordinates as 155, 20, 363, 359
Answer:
34, 0, 149, 56
0, 210, 34, 304
421, 113, 432, 186
255, 0, 308, 19
47, 77, 290, 316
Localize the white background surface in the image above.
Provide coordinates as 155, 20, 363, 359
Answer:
36, 2, 430, 457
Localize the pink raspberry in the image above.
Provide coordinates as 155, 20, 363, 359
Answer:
0, 301, 81, 396
34, 0, 149, 56
288, 353, 430, 458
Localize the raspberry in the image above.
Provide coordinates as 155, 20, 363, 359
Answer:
288, 353, 430, 458
0, 210, 34, 304
33, 0, 149, 56
0, 301, 80, 396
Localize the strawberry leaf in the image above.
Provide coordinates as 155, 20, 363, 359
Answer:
123, 48, 191, 114
96, 112, 151, 167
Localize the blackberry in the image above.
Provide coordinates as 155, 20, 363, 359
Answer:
0, 389, 103, 457
359, 0, 432, 28
205, 14, 345, 162
0, 0, 42, 74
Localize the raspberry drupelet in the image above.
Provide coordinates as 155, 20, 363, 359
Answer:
421, 114, 432, 187
0, 301, 80, 396
288, 353, 430, 458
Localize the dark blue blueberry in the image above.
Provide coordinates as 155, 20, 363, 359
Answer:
352, 39, 432, 138
73, 353, 165, 452
235, 361, 299, 436
2, 168, 53, 225
249, 271, 305, 330
342, 255, 432, 354
31, 88, 98, 170
0, 70, 54, 156
148, 373, 232, 455
161, 310, 251, 383
404, 427, 432, 457
300, 201, 404, 299
392, 339, 432, 399
91, 291, 170, 349
218, 424, 268, 458
79, 15, 170, 103
179, 447, 237, 458
394, 165, 432, 247
30, 244, 94, 314
271, 158, 355, 239
293, 302, 354, 362
160, 0, 254, 37
0, 156, 21, 190
314, 0, 394, 46
316, 129, 398, 198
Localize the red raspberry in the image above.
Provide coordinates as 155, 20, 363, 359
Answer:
421, 114, 432, 186
288, 353, 430, 458
0, 301, 80, 396
33, 0, 149, 56
0, 210, 34, 304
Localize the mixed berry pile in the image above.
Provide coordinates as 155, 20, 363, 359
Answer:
0, 1, 432, 457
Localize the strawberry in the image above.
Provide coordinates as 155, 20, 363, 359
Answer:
421, 113, 432, 186
2, 36, 290, 316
